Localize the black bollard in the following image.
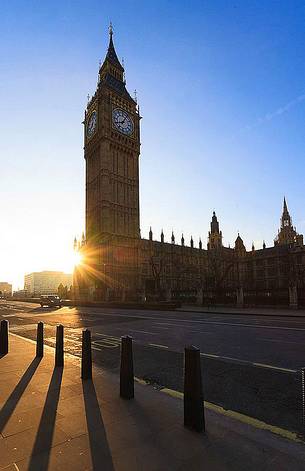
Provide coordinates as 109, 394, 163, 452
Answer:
36, 322, 44, 358
0, 320, 9, 355
184, 345, 205, 433
55, 325, 64, 367
81, 329, 92, 380
120, 335, 134, 399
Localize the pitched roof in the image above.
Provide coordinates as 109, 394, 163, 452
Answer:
102, 73, 133, 101
104, 32, 124, 71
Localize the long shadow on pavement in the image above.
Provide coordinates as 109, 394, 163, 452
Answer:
27, 366, 63, 470
82, 380, 114, 470
0, 357, 41, 432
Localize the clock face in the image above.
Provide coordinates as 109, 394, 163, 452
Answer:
112, 108, 134, 136
87, 111, 97, 138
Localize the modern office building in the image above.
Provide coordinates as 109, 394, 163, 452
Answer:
24, 271, 72, 296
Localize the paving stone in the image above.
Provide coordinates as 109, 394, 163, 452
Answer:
13, 434, 93, 471
0, 424, 69, 468
56, 414, 88, 439
1, 406, 43, 438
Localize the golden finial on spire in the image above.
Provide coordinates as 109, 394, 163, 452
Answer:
109, 21, 113, 37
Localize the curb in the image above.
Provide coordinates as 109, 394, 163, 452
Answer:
159, 387, 303, 444
178, 308, 305, 318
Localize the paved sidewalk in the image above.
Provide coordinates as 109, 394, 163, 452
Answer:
1, 334, 305, 470
180, 305, 305, 317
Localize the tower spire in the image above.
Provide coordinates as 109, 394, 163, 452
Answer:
100, 23, 124, 73
283, 196, 288, 215
281, 196, 292, 228
97, 24, 136, 102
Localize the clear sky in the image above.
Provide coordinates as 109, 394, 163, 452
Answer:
1, 1, 305, 289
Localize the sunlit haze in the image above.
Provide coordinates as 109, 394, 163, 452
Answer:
1, 1, 305, 289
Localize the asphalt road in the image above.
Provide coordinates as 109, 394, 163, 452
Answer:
0, 300, 304, 433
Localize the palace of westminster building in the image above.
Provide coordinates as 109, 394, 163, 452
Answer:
74, 28, 305, 308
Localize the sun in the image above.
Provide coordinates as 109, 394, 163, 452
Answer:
72, 251, 83, 267
57, 248, 83, 274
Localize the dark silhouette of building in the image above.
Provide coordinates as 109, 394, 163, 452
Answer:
74, 28, 305, 308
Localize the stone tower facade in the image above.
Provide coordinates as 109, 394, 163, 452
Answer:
82, 27, 141, 299
85, 27, 140, 241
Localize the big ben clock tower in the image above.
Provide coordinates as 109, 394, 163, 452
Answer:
83, 25, 141, 299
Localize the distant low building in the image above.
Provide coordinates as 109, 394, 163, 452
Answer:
13, 289, 28, 298
24, 271, 72, 296
0, 282, 12, 298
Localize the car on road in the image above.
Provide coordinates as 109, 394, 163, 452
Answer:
40, 295, 62, 308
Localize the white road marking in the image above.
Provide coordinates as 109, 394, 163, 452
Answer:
92, 333, 120, 348
221, 355, 255, 364
260, 338, 301, 345
200, 352, 297, 373
149, 343, 169, 349
200, 353, 219, 359
92, 345, 102, 351
129, 329, 156, 335
92, 340, 119, 348
147, 319, 305, 333
10, 324, 37, 332
253, 363, 296, 373
95, 333, 120, 340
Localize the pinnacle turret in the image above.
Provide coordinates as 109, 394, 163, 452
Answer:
208, 211, 223, 250
274, 197, 303, 246
235, 233, 246, 254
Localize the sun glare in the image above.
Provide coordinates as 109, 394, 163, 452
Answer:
57, 248, 83, 274
73, 251, 83, 267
